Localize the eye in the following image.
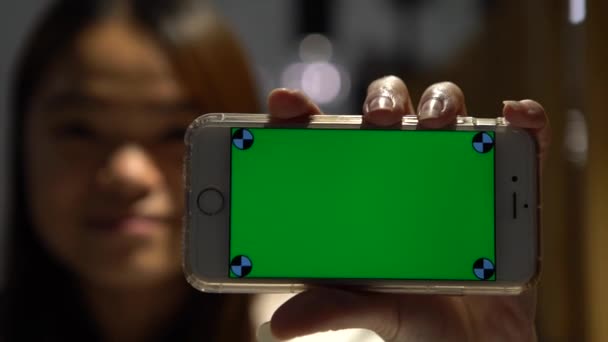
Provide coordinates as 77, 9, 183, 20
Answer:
52, 122, 97, 141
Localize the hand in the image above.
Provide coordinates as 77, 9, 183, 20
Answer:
265, 76, 549, 342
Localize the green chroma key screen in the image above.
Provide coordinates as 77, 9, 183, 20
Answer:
229, 128, 496, 281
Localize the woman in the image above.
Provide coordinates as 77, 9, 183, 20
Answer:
4, 0, 256, 340
3, 0, 550, 341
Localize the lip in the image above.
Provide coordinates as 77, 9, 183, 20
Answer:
86, 214, 171, 235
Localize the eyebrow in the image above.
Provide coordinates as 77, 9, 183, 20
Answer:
39, 90, 200, 115
41, 90, 107, 109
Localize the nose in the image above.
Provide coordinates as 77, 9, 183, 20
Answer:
96, 144, 162, 200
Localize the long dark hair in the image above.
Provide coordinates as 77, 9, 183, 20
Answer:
4, 0, 257, 340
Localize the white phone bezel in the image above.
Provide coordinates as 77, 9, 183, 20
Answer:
183, 114, 540, 295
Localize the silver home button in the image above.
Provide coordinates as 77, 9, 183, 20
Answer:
197, 188, 224, 215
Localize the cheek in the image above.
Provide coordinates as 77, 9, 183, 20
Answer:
25, 139, 102, 260
155, 143, 186, 210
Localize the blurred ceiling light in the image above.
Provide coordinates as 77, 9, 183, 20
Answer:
301, 62, 341, 104
280, 62, 344, 105
568, 0, 586, 25
564, 109, 588, 167
280, 62, 306, 90
299, 33, 333, 62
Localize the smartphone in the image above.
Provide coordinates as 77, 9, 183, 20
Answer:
183, 114, 540, 295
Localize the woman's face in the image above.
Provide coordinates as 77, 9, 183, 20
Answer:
25, 17, 197, 289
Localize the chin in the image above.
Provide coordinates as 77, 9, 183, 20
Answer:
37, 222, 184, 290
73, 249, 183, 289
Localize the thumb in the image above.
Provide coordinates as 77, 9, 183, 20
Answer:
270, 288, 399, 340
270, 288, 470, 341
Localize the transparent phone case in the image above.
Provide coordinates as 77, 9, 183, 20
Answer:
183, 114, 541, 295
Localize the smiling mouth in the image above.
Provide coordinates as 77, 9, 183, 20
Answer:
86, 215, 172, 235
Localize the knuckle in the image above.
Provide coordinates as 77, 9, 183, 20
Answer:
369, 75, 408, 93
430, 81, 464, 97
382, 75, 405, 85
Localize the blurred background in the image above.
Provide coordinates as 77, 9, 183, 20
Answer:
0, 0, 606, 341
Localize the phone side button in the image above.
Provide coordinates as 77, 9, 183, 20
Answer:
197, 188, 224, 215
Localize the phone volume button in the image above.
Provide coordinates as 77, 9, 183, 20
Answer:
475, 118, 497, 126
459, 116, 474, 125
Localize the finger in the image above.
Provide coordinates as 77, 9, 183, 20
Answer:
267, 88, 322, 120
502, 99, 550, 164
417, 82, 467, 129
362, 76, 415, 127
270, 288, 468, 341
271, 288, 397, 340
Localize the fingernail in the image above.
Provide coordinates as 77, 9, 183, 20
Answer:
365, 95, 394, 113
502, 100, 523, 111
419, 98, 444, 120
